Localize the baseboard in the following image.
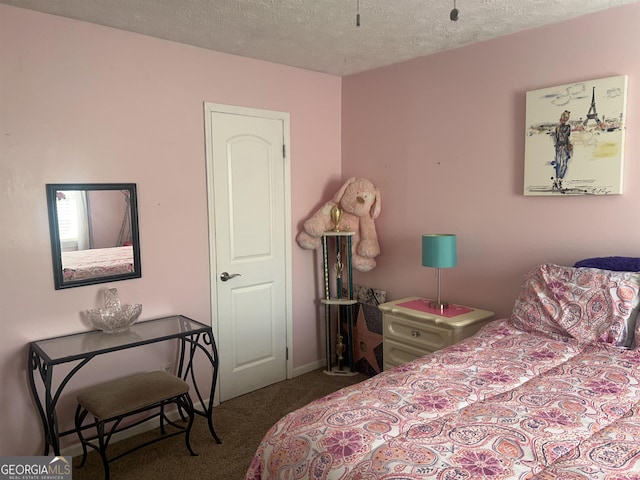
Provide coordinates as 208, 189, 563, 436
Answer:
291, 358, 325, 378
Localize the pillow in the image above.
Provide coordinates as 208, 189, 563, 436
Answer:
625, 277, 640, 347
574, 257, 640, 347
574, 256, 640, 272
510, 264, 640, 346
634, 310, 640, 348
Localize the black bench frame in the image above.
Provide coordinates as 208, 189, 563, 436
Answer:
74, 389, 197, 480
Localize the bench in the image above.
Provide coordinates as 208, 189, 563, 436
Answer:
74, 370, 197, 480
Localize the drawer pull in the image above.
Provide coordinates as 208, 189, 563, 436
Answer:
411, 330, 421, 337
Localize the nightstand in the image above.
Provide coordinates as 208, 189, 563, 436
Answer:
379, 297, 494, 371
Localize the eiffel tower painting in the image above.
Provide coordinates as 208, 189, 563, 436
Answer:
523, 75, 628, 196
583, 86, 601, 127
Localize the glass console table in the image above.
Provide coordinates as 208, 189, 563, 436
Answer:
27, 315, 221, 455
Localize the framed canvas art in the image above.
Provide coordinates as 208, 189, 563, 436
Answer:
524, 75, 627, 195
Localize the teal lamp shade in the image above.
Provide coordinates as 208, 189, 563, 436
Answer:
422, 234, 457, 309
422, 234, 457, 268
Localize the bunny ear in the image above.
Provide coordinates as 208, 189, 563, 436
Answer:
370, 188, 381, 219
333, 177, 356, 203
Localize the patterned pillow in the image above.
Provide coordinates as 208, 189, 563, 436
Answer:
573, 263, 640, 347
628, 281, 640, 348
510, 264, 640, 346
573, 258, 640, 347
632, 309, 640, 349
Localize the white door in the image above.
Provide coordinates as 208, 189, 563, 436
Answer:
204, 103, 292, 401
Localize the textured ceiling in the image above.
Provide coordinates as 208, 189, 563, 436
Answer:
2, 0, 638, 76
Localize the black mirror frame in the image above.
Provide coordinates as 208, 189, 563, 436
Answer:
46, 183, 142, 290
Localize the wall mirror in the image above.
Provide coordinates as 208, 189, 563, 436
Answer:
46, 183, 142, 290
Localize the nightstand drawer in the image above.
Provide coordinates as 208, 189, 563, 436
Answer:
384, 314, 452, 351
384, 338, 434, 370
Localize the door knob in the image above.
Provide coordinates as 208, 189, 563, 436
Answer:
220, 272, 241, 282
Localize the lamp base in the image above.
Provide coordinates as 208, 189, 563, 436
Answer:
429, 300, 450, 310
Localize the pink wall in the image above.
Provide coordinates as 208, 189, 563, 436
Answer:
88, 190, 128, 249
0, 5, 341, 455
343, 3, 640, 319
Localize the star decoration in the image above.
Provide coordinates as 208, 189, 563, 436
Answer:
352, 304, 383, 374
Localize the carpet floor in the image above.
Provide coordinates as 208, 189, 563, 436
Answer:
71, 368, 368, 480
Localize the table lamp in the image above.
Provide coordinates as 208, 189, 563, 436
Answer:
422, 234, 457, 310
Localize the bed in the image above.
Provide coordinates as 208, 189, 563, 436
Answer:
61, 245, 134, 281
246, 261, 640, 479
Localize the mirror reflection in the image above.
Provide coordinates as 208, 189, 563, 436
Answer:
46, 183, 141, 289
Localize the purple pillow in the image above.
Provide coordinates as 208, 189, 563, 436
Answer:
574, 256, 640, 272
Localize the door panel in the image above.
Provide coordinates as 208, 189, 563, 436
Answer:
232, 283, 275, 365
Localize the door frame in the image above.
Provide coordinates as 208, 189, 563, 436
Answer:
203, 102, 294, 399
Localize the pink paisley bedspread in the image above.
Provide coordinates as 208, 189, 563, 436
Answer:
61, 246, 134, 281
245, 319, 640, 479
